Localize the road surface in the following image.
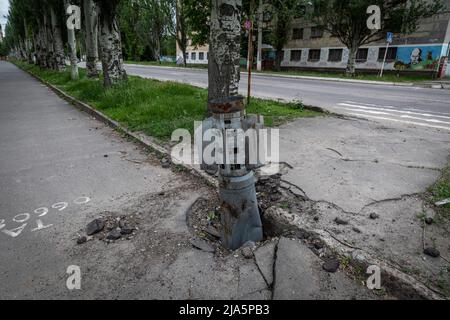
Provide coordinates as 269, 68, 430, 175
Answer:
122, 63, 450, 131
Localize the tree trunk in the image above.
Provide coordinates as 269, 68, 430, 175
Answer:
37, 20, 49, 69
275, 49, 283, 71
346, 40, 358, 77
44, 12, 54, 69
35, 29, 43, 67
84, 0, 99, 78
98, 8, 127, 87
23, 19, 33, 64
208, 0, 242, 101
50, 7, 66, 71
65, 3, 79, 80
176, 0, 187, 67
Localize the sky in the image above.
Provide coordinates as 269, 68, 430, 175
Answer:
0, 0, 9, 32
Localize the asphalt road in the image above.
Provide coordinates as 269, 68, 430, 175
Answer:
124, 63, 450, 132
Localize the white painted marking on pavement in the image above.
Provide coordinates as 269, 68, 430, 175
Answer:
347, 113, 450, 131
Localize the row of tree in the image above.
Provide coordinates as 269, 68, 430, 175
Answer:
3, 0, 445, 97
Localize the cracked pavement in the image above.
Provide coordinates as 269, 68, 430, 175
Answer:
278, 115, 450, 297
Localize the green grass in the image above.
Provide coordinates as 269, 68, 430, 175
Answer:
427, 166, 450, 219
14, 60, 321, 141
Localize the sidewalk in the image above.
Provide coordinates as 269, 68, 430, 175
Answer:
0, 61, 377, 300
277, 116, 450, 297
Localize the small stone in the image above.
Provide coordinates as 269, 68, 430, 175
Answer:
314, 241, 324, 250
106, 229, 122, 241
425, 217, 434, 225
161, 158, 171, 169
86, 219, 105, 236
370, 213, 379, 220
313, 216, 319, 222
424, 247, 440, 258
120, 226, 134, 235
334, 217, 349, 225
104, 155, 108, 158
241, 247, 254, 259
352, 227, 362, 233
322, 259, 340, 273
76, 236, 87, 245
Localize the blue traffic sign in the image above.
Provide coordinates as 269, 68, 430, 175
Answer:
387, 32, 394, 43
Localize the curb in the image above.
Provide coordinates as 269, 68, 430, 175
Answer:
18, 65, 218, 188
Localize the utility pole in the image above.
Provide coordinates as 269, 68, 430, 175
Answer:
246, 0, 255, 106
256, 0, 263, 72
380, 32, 393, 77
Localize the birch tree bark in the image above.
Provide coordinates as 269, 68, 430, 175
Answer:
50, 6, 66, 71
64, 0, 79, 80
176, 0, 188, 67
23, 19, 33, 64
84, 0, 99, 78
208, 0, 242, 101
97, 2, 127, 87
43, 11, 55, 69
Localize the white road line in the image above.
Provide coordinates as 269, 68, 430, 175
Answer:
406, 108, 450, 116
342, 108, 392, 116
344, 101, 396, 109
400, 115, 450, 125
347, 113, 450, 131
338, 103, 450, 120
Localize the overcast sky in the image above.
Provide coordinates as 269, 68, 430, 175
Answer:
0, 0, 9, 31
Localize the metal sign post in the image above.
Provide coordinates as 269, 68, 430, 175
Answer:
246, 0, 255, 106
380, 32, 393, 77
247, 20, 254, 106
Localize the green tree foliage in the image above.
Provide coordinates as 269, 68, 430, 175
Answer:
268, 0, 305, 71
119, 0, 176, 61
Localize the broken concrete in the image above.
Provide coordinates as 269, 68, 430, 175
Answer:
254, 240, 277, 287
273, 238, 376, 300
280, 116, 449, 213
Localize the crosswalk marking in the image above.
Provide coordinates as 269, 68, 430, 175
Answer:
339, 103, 450, 120
337, 102, 450, 131
347, 113, 450, 131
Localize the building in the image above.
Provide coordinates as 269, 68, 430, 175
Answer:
176, 1, 450, 76
281, 1, 450, 76
176, 38, 209, 65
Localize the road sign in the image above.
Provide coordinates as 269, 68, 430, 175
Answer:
387, 32, 394, 44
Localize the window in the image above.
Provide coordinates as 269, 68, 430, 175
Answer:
185, 53, 189, 61
292, 28, 304, 40
199, 52, 205, 61
328, 49, 343, 62
308, 49, 321, 61
290, 50, 302, 62
378, 47, 397, 61
356, 48, 369, 62
191, 52, 196, 61
310, 27, 323, 39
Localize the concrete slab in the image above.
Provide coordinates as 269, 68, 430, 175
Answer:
280, 116, 450, 213
254, 240, 277, 287
273, 237, 376, 300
